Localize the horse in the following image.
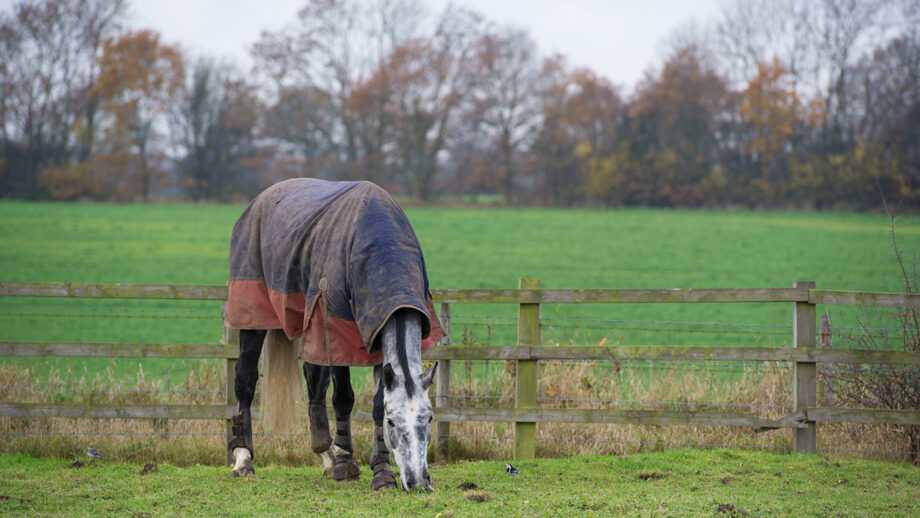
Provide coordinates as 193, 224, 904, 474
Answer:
224, 178, 443, 491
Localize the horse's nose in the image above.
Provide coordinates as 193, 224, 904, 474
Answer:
404, 470, 418, 490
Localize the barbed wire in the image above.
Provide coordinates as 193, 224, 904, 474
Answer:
1, 305, 914, 333
0, 430, 223, 437
453, 314, 917, 334
0, 386, 791, 410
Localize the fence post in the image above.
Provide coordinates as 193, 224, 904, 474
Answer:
222, 319, 239, 466
793, 280, 817, 454
435, 302, 451, 462
515, 278, 541, 460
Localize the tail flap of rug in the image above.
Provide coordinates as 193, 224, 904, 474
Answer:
300, 292, 380, 366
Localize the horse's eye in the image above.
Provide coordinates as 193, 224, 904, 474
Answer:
427, 416, 433, 424
387, 418, 395, 428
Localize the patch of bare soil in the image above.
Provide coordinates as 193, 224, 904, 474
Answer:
717, 503, 749, 516
465, 492, 490, 503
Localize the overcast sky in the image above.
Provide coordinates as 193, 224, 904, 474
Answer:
130, 0, 725, 90
0, 0, 724, 90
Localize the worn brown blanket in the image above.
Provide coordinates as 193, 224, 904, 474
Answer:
225, 178, 442, 365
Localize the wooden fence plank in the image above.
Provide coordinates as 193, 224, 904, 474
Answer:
0, 282, 227, 300
806, 407, 920, 426
3, 281, 917, 308
0, 402, 235, 419
431, 288, 808, 304
809, 290, 920, 308
0, 341, 239, 359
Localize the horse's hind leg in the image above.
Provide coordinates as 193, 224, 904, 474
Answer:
330, 366, 360, 481
229, 329, 265, 478
304, 362, 336, 476
369, 364, 398, 490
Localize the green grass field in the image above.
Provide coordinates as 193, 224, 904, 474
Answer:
1, 201, 918, 385
1, 449, 918, 516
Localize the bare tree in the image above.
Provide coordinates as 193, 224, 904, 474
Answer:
251, 0, 425, 185
715, 0, 817, 89
174, 58, 260, 200
471, 25, 541, 204
384, 6, 483, 199
0, 0, 125, 198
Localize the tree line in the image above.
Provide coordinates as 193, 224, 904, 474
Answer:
1, 0, 918, 209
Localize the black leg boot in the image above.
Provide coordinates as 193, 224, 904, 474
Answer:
332, 414, 361, 481
229, 408, 255, 477
369, 421, 397, 490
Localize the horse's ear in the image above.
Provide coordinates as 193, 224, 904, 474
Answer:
420, 361, 438, 390
382, 363, 397, 391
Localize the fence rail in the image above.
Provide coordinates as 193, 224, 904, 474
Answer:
4, 282, 919, 307
2, 280, 919, 463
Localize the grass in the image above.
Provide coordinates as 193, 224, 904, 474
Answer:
1, 449, 918, 516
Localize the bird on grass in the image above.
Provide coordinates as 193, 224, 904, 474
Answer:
505, 463, 520, 476
87, 446, 104, 459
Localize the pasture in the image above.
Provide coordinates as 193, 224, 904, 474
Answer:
2, 448, 919, 516
2, 200, 917, 385
1, 201, 919, 466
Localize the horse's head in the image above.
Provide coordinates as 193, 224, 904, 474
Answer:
379, 310, 438, 491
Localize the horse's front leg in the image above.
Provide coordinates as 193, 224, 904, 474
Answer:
229, 329, 266, 477
330, 366, 361, 481
369, 364, 398, 490
304, 362, 336, 476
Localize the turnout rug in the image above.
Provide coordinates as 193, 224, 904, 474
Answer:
225, 178, 443, 366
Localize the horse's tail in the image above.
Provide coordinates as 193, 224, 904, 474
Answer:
261, 329, 304, 434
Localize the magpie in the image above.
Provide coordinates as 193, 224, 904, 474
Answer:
505, 463, 520, 476
87, 446, 104, 459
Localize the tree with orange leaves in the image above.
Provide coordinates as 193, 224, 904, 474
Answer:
94, 29, 183, 200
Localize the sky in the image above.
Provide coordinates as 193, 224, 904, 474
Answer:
0, 0, 723, 90
126, 0, 723, 91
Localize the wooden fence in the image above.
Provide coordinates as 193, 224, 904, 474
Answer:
2, 280, 919, 464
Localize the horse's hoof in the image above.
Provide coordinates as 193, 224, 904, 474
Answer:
333, 457, 361, 482
319, 448, 337, 478
231, 459, 255, 478
371, 470, 398, 491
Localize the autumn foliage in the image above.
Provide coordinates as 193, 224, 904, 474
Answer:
1, 0, 918, 208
